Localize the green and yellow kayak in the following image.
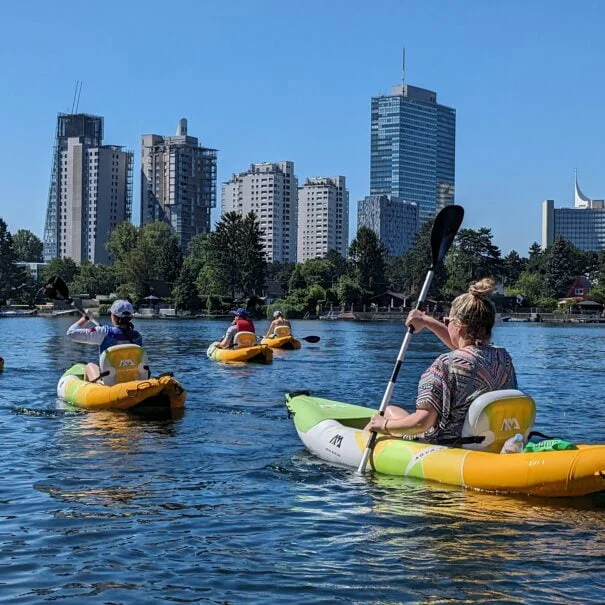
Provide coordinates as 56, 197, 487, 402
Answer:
285, 392, 605, 498
57, 364, 186, 412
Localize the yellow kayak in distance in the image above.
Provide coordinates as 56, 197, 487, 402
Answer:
207, 341, 273, 364
261, 334, 302, 350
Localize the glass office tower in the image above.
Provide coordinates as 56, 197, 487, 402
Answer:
370, 84, 455, 225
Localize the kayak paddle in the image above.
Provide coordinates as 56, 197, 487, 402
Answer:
357, 204, 464, 474
302, 336, 320, 343
41, 276, 100, 326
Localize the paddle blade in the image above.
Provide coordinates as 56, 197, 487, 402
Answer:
42, 275, 70, 301
302, 336, 321, 343
430, 204, 464, 267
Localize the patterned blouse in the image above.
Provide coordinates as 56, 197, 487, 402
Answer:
416, 346, 517, 443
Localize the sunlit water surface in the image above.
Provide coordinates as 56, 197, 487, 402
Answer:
1, 318, 604, 603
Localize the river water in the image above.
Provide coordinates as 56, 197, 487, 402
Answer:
0, 317, 604, 604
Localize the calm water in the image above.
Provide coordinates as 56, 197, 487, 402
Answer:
1, 317, 604, 604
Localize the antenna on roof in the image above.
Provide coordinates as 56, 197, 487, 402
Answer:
70, 81, 79, 113
74, 81, 82, 113
402, 47, 406, 86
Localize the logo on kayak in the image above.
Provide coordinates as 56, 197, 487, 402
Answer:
119, 359, 136, 367
329, 434, 343, 448
501, 417, 520, 430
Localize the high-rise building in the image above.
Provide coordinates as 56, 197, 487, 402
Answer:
43, 113, 133, 264
222, 161, 298, 263
357, 195, 418, 256
141, 119, 217, 253
370, 84, 455, 225
542, 175, 605, 251
297, 176, 349, 262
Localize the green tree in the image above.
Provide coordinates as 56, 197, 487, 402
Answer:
542, 236, 581, 299
68, 262, 116, 298
12, 229, 43, 262
40, 257, 79, 285
348, 227, 388, 300
267, 261, 296, 296
336, 274, 364, 306
444, 228, 503, 296
172, 263, 202, 311
0, 219, 29, 303
508, 271, 544, 304
527, 242, 544, 272
202, 212, 266, 298
397, 219, 447, 297
502, 250, 527, 290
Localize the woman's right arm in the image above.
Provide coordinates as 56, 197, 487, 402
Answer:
66, 314, 106, 346
406, 310, 453, 349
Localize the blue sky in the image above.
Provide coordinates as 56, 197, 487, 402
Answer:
1, 0, 604, 255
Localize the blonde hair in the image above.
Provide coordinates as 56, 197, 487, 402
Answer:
450, 278, 496, 345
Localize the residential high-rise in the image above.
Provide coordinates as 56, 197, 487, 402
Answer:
541, 175, 605, 251
222, 161, 298, 263
370, 84, 455, 225
357, 195, 418, 256
297, 176, 349, 262
43, 113, 133, 264
141, 119, 217, 253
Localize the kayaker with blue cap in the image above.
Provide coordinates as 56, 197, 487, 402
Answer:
67, 299, 143, 382
216, 308, 255, 349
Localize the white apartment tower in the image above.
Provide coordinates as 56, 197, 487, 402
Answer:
222, 161, 298, 262
297, 176, 349, 262
141, 118, 217, 252
43, 113, 133, 264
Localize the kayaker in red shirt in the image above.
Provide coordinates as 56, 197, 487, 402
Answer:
217, 308, 256, 349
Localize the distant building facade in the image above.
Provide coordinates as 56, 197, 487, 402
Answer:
222, 161, 298, 263
370, 84, 455, 225
297, 176, 349, 262
357, 195, 418, 256
542, 175, 605, 251
141, 118, 217, 253
43, 113, 133, 264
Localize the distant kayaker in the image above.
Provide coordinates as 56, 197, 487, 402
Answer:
264, 310, 292, 338
365, 278, 518, 443
217, 308, 256, 349
66, 299, 143, 382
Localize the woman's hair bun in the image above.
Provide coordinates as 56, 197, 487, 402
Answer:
468, 278, 495, 298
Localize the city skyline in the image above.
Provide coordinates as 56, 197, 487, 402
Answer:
2, 1, 605, 257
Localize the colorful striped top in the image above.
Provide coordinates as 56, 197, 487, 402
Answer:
416, 345, 517, 443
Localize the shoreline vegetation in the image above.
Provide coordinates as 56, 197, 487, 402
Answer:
2, 216, 605, 322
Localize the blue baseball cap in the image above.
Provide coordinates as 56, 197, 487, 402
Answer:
110, 299, 134, 318
234, 308, 248, 317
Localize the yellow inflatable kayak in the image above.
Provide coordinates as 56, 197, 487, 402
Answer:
261, 334, 301, 349
207, 341, 273, 364
285, 391, 605, 498
57, 364, 186, 412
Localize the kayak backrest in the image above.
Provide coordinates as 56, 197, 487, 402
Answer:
274, 325, 291, 337
461, 389, 536, 453
100, 344, 150, 386
233, 331, 257, 348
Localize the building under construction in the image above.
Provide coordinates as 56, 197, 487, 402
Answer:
43, 112, 133, 264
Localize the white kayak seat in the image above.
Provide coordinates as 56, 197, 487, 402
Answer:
461, 389, 536, 453
98, 344, 151, 386
233, 331, 257, 348
274, 325, 291, 337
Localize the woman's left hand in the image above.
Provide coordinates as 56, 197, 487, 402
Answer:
367, 414, 389, 433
